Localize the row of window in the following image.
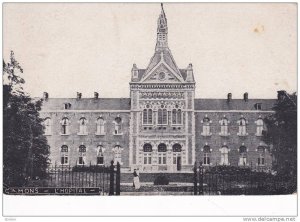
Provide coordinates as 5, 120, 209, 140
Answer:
201, 115, 264, 136
44, 116, 122, 135
59, 144, 122, 165
202, 145, 267, 166
143, 108, 182, 125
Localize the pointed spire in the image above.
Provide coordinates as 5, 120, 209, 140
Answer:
155, 3, 168, 51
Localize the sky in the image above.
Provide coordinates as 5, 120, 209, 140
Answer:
3, 3, 297, 99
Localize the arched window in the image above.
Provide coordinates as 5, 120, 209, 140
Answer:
60, 145, 68, 165
143, 108, 153, 125
219, 116, 229, 136
172, 109, 182, 125
239, 145, 247, 166
203, 145, 211, 165
237, 116, 248, 136
158, 143, 167, 165
201, 115, 212, 136
143, 143, 152, 165
257, 146, 265, 166
255, 117, 264, 136
78, 145, 86, 165
97, 145, 104, 165
114, 116, 122, 135
158, 107, 168, 125
61, 117, 70, 135
78, 117, 88, 135
220, 145, 229, 165
44, 117, 52, 135
172, 143, 182, 165
113, 145, 122, 164
96, 117, 105, 135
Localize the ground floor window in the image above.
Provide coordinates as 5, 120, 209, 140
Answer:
97, 145, 104, 165
61, 156, 68, 165
97, 156, 104, 165
173, 153, 181, 165
78, 156, 85, 165
239, 146, 247, 166
144, 153, 152, 164
158, 153, 166, 164
220, 146, 229, 165
204, 153, 210, 165
203, 145, 211, 165
257, 146, 265, 166
60, 145, 69, 165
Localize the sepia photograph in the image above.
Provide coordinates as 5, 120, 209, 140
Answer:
2, 2, 297, 217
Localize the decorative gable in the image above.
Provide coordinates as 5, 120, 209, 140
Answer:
144, 64, 181, 83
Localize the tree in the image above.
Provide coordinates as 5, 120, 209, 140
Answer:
3, 51, 50, 186
263, 91, 297, 179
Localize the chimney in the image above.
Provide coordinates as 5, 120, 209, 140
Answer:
186, 63, 194, 82
77, 92, 82, 99
243, 92, 248, 102
43, 92, 49, 100
94, 92, 99, 99
277, 90, 286, 101
131, 64, 138, 80
227, 93, 232, 102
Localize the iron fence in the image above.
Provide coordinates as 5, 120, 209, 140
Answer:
194, 162, 296, 195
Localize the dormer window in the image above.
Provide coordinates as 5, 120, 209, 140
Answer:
254, 103, 262, 110
64, 103, 71, 110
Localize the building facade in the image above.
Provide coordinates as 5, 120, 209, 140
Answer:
40, 5, 276, 172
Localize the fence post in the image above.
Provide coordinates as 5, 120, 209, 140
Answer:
193, 162, 198, 195
109, 160, 115, 196
116, 162, 121, 195
199, 161, 204, 195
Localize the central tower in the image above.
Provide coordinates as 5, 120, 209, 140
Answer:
129, 4, 196, 172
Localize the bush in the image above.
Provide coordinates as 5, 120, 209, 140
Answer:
154, 175, 169, 185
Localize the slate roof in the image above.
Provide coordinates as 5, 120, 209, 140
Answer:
40, 98, 131, 111
40, 98, 276, 111
142, 49, 183, 81
194, 99, 276, 111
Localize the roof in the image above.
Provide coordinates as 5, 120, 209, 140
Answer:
39, 98, 276, 111
194, 99, 276, 111
40, 98, 131, 111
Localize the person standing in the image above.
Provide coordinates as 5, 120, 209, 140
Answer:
133, 169, 140, 190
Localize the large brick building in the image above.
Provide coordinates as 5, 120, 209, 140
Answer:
40, 5, 276, 172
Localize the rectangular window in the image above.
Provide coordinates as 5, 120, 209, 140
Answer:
78, 156, 85, 165
144, 153, 152, 164
204, 154, 210, 165
97, 156, 104, 165
158, 153, 166, 164
61, 156, 68, 165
